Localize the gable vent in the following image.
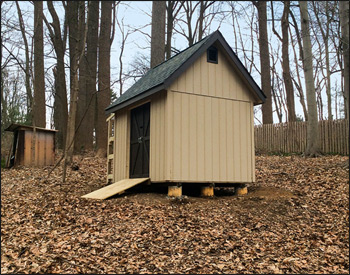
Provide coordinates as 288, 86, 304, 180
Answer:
207, 46, 218, 64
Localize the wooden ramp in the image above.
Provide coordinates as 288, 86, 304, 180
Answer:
82, 178, 149, 200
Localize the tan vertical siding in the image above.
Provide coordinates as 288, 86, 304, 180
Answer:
226, 100, 234, 180
250, 103, 255, 182
189, 92, 197, 181
204, 97, 213, 181
168, 49, 254, 103
181, 93, 190, 179
219, 99, 227, 179
232, 100, 241, 180
167, 92, 174, 179
173, 92, 182, 180
114, 110, 128, 181
212, 98, 220, 180
167, 91, 254, 183
150, 92, 167, 181
196, 95, 205, 180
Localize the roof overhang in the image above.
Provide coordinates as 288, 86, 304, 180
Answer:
4, 123, 58, 133
105, 84, 165, 114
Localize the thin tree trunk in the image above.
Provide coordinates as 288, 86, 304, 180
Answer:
281, 1, 296, 122
0, 43, 6, 127
75, 2, 87, 153
165, 1, 183, 59
16, 2, 33, 123
96, 1, 113, 157
289, 8, 308, 121
340, 1, 349, 119
325, 43, 332, 120
312, 1, 332, 121
254, 1, 273, 124
198, 1, 205, 41
299, 1, 319, 156
270, 46, 283, 123
67, 2, 78, 98
65, 1, 87, 165
33, 1, 45, 128
151, 1, 166, 68
166, 1, 175, 59
45, 1, 68, 149
84, 1, 99, 151
63, 1, 89, 181
117, 17, 131, 95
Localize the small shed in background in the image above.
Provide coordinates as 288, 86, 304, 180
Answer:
5, 124, 57, 167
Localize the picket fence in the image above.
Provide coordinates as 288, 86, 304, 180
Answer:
254, 119, 349, 155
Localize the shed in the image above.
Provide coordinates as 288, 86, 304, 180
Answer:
84, 30, 266, 199
5, 124, 57, 167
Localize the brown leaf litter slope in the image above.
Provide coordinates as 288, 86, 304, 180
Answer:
1, 155, 349, 274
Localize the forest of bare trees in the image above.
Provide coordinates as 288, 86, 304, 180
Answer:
1, 1, 349, 160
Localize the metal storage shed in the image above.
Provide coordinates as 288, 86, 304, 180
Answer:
84, 30, 266, 199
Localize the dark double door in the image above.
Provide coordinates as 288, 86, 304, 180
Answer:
129, 103, 150, 178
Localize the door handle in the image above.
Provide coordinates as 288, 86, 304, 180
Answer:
138, 136, 143, 144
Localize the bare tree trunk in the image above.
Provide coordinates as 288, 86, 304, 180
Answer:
63, 1, 88, 181
16, 2, 33, 123
165, 1, 183, 60
254, 1, 273, 124
75, 2, 87, 153
340, 1, 349, 119
290, 29, 308, 121
0, 43, 6, 127
270, 47, 283, 123
151, 1, 166, 68
67, 1, 78, 98
33, 1, 45, 128
83, 1, 99, 151
299, 1, 319, 156
116, 17, 131, 95
183, 1, 197, 46
198, 1, 205, 41
65, 1, 87, 165
166, 1, 174, 60
65, 1, 79, 165
289, 8, 308, 121
96, 1, 113, 157
198, 1, 215, 41
45, 1, 68, 150
271, 1, 296, 122
281, 2, 296, 122
312, 1, 333, 121
325, 43, 332, 121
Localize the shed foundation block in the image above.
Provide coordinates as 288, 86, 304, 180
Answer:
235, 185, 248, 195
201, 184, 214, 197
168, 184, 182, 197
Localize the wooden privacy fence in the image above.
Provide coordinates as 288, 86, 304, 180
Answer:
254, 119, 349, 155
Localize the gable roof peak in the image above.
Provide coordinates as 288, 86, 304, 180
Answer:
106, 30, 265, 114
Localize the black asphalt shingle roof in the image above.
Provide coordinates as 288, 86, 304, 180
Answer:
106, 30, 265, 114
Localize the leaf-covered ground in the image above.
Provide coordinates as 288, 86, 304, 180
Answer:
1, 154, 349, 274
